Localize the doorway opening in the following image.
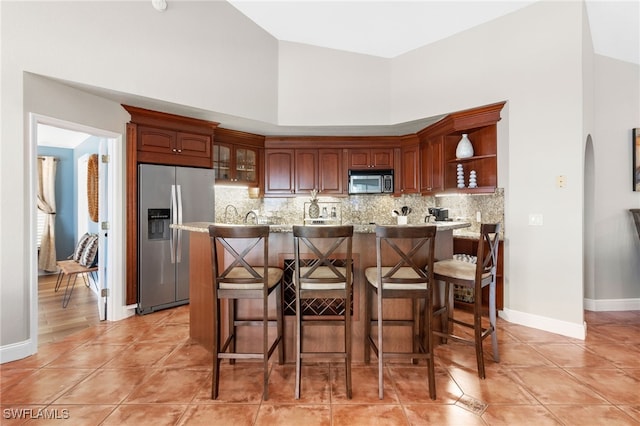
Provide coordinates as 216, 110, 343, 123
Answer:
31, 114, 121, 348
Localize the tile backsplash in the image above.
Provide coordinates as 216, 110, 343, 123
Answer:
214, 186, 504, 234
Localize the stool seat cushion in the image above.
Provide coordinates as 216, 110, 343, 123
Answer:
364, 266, 429, 290
297, 266, 347, 290
219, 267, 283, 289
433, 259, 490, 282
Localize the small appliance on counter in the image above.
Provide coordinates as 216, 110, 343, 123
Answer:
428, 207, 450, 221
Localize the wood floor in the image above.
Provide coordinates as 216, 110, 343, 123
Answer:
38, 272, 100, 346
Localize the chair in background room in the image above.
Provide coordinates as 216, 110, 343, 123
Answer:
55, 232, 99, 308
432, 223, 501, 379
364, 225, 438, 400
208, 224, 284, 400
630, 209, 640, 241
292, 225, 354, 399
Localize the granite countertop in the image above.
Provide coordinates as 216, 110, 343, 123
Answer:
173, 221, 471, 234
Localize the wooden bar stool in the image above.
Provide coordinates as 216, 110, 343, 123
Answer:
432, 223, 501, 379
208, 224, 284, 400
364, 225, 437, 400
292, 225, 354, 399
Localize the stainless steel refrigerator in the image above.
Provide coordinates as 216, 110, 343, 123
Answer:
138, 164, 214, 314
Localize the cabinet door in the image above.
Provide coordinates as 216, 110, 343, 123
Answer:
295, 149, 318, 193
348, 148, 393, 169
138, 126, 176, 154
176, 132, 211, 159
421, 137, 443, 194
400, 144, 419, 194
371, 148, 393, 169
264, 149, 295, 195
348, 149, 371, 169
318, 149, 343, 194
213, 143, 232, 181
235, 146, 259, 185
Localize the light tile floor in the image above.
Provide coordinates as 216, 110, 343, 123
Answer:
2, 307, 639, 425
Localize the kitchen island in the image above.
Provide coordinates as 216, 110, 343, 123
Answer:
175, 221, 470, 363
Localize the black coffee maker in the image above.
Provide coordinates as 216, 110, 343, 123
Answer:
428, 207, 449, 221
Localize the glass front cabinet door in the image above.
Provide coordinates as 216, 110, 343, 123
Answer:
213, 143, 259, 186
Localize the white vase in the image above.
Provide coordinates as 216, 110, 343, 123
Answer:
456, 133, 474, 159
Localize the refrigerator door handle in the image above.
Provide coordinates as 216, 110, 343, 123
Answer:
170, 184, 177, 264
176, 185, 183, 263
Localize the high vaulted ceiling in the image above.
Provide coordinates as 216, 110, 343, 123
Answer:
40, 0, 639, 147
228, 0, 639, 64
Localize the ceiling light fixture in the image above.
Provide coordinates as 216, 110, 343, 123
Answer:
152, 0, 167, 12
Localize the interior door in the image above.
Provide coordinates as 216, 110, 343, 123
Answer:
97, 139, 109, 320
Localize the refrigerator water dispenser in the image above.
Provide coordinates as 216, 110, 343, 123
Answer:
147, 208, 170, 240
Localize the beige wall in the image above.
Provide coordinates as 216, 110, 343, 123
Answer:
592, 55, 640, 301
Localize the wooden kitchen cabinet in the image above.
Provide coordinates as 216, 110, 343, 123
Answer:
442, 126, 498, 193
295, 149, 317, 194
317, 149, 343, 194
398, 141, 420, 194
136, 125, 213, 168
418, 101, 505, 194
420, 136, 444, 194
267, 148, 344, 196
264, 149, 295, 195
213, 128, 263, 187
348, 148, 393, 169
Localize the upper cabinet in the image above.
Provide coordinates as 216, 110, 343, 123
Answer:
264, 149, 295, 195
420, 136, 444, 194
418, 101, 505, 194
348, 148, 394, 169
124, 105, 218, 169
398, 137, 420, 194
264, 148, 344, 196
213, 128, 263, 187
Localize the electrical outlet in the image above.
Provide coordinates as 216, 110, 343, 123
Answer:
556, 175, 566, 188
476, 211, 482, 222
528, 213, 543, 226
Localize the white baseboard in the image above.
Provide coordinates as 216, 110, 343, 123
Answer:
583, 298, 640, 312
0, 339, 36, 364
500, 308, 586, 340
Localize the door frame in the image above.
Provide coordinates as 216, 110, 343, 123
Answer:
29, 113, 126, 352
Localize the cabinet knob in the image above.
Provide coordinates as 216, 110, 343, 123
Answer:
177, 149, 182, 153
172, 148, 177, 152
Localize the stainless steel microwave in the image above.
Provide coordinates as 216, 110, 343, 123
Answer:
348, 169, 394, 194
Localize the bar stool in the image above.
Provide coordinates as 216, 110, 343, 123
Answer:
292, 225, 354, 399
432, 223, 501, 379
364, 225, 437, 400
208, 224, 284, 400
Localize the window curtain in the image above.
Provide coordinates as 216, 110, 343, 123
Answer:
37, 156, 57, 272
